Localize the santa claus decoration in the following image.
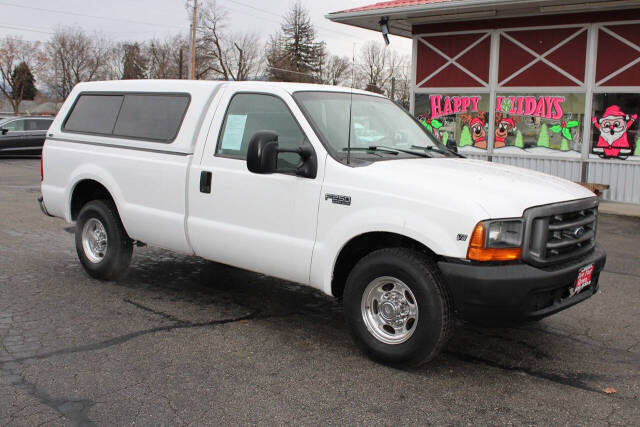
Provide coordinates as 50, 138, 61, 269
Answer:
592, 105, 637, 159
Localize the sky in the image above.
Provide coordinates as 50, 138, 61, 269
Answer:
0, 0, 412, 58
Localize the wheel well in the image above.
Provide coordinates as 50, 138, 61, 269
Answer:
70, 180, 115, 220
331, 232, 438, 298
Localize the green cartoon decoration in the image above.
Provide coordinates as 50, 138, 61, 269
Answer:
537, 123, 550, 148
441, 132, 449, 146
420, 116, 443, 134
550, 120, 579, 141
514, 130, 524, 148
635, 136, 640, 156
500, 98, 512, 113
459, 126, 472, 147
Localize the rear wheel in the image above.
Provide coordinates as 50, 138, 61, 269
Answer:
343, 248, 453, 367
75, 200, 132, 280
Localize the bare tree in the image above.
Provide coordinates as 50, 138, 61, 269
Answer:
147, 36, 189, 79
321, 55, 350, 86
358, 41, 388, 91
43, 27, 111, 100
189, 1, 261, 81
0, 36, 47, 113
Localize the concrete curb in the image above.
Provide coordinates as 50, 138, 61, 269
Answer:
599, 201, 640, 218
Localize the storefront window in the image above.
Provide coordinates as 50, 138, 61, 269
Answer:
493, 93, 585, 158
590, 93, 640, 161
414, 93, 490, 153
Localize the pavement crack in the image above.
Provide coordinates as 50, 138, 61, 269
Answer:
447, 350, 622, 398
123, 298, 189, 324
3, 369, 96, 426
0, 309, 261, 367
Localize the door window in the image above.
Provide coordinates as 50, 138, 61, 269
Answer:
25, 119, 51, 131
2, 119, 24, 131
216, 93, 306, 163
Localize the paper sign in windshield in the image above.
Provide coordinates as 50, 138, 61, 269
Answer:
221, 114, 247, 150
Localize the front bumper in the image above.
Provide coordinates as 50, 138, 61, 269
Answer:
437, 244, 606, 322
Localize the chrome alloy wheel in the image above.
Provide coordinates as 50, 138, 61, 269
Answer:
82, 218, 108, 263
361, 276, 419, 344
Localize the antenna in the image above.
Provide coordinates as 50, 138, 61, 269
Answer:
347, 43, 356, 166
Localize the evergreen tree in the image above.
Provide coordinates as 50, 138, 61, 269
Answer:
441, 131, 449, 147
122, 43, 147, 79
560, 138, 570, 151
266, 2, 325, 82
11, 62, 36, 101
514, 130, 524, 148
459, 126, 472, 147
537, 123, 550, 148
634, 136, 640, 156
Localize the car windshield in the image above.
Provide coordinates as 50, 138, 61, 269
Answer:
293, 91, 451, 161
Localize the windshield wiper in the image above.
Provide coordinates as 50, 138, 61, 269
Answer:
343, 145, 428, 158
410, 145, 448, 154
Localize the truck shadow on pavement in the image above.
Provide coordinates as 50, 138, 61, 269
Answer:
94, 245, 637, 400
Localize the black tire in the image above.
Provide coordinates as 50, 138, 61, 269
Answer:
75, 199, 133, 281
343, 248, 453, 367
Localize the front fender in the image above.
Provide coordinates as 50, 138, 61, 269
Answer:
310, 204, 480, 296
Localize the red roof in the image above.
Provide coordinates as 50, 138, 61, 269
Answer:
334, 0, 453, 14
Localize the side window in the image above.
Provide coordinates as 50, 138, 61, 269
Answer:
25, 119, 50, 131
62, 93, 189, 142
64, 94, 124, 135
2, 119, 24, 131
34, 120, 53, 131
216, 93, 306, 161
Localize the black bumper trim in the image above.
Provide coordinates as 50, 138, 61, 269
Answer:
437, 244, 606, 322
38, 195, 54, 217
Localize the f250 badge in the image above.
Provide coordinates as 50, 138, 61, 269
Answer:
325, 194, 351, 206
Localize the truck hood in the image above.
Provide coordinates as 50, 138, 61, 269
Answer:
363, 158, 595, 218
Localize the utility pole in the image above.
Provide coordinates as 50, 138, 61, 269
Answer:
190, 0, 197, 80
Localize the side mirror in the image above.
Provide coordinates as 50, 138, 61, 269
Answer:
246, 130, 317, 179
1, 128, 8, 135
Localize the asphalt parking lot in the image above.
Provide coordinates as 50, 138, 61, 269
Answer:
1, 158, 639, 425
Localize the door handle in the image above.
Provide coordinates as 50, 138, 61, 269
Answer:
199, 171, 212, 193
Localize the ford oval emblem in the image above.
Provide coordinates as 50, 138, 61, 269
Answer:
573, 226, 585, 239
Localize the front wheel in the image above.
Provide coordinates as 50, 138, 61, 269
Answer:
343, 248, 453, 367
75, 200, 133, 281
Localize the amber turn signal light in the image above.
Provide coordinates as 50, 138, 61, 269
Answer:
467, 222, 522, 261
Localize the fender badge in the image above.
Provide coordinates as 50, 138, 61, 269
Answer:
325, 194, 351, 206
457, 234, 468, 241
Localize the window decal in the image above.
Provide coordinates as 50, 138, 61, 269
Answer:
493, 94, 583, 157
415, 94, 490, 152
592, 105, 637, 159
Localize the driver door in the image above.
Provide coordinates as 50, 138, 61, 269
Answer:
0, 118, 26, 155
187, 86, 325, 284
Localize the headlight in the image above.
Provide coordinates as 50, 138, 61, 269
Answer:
467, 219, 523, 261
486, 220, 523, 248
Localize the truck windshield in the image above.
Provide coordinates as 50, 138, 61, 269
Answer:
293, 91, 451, 162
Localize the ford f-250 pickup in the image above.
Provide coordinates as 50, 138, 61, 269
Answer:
39, 80, 606, 366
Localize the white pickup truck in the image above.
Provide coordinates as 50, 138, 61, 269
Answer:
39, 80, 606, 366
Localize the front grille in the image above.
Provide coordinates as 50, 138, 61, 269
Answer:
522, 198, 598, 267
